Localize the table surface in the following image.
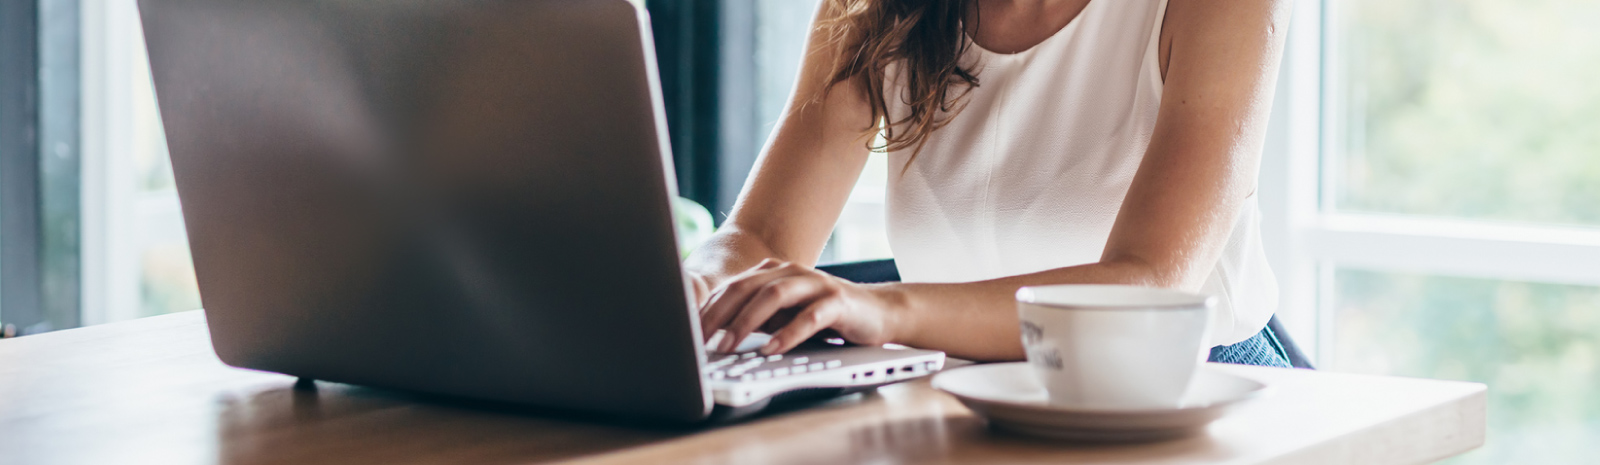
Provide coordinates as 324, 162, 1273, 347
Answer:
0, 311, 1485, 465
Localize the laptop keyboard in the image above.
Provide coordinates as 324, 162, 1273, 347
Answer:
704, 352, 843, 383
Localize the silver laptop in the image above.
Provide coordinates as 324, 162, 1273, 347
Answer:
138, 0, 943, 422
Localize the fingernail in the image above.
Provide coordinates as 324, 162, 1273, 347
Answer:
719, 337, 735, 353
759, 338, 781, 355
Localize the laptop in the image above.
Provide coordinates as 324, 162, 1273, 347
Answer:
138, 0, 944, 423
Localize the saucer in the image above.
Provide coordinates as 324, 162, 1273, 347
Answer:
932, 362, 1269, 442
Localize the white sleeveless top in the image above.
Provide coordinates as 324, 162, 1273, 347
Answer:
882, 0, 1277, 346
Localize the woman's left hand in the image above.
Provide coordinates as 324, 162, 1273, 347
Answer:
700, 259, 906, 355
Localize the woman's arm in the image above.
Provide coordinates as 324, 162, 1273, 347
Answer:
682, 2, 874, 298
699, 0, 1293, 361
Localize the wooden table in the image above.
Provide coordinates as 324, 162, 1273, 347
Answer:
0, 311, 1484, 465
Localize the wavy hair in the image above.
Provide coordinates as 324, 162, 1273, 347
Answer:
819, 0, 980, 156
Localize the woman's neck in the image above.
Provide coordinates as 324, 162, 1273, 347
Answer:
965, 0, 1094, 54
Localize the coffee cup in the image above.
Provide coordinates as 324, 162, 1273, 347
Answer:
1015, 285, 1215, 409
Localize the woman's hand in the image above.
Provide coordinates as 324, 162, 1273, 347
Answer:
700, 259, 907, 355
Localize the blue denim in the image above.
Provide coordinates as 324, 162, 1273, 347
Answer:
1208, 324, 1293, 368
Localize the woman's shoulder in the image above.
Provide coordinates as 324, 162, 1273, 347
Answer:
1158, 0, 1292, 80
1161, 0, 1291, 39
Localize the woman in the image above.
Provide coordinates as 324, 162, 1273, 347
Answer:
684, 0, 1291, 365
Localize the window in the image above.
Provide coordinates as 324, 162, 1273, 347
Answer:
1329, 269, 1600, 463
1266, 0, 1600, 462
1327, 0, 1600, 227
80, 0, 198, 325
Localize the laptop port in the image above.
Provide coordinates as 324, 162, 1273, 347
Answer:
886, 367, 896, 375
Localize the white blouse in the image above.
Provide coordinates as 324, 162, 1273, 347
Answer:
882, 0, 1277, 346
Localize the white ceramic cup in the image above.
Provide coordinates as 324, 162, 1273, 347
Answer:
1015, 285, 1215, 409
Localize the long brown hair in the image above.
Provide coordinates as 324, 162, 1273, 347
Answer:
820, 0, 979, 155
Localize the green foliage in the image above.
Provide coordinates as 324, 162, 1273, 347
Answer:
1334, 269, 1600, 464
673, 196, 716, 258
1334, 0, 1600, 226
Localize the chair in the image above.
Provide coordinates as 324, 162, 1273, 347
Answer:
815, 259, 1315, 369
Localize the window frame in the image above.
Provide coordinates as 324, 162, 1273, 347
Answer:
80, 0, 151, 326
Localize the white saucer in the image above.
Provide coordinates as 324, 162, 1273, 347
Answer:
932, 362, 1269, 442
